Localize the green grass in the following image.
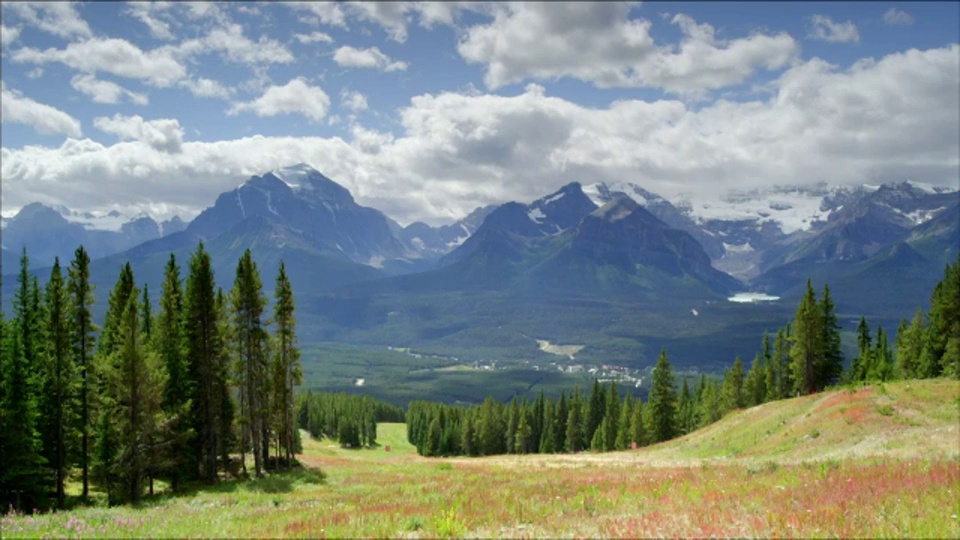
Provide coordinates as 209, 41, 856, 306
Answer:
4, 379, 958, 538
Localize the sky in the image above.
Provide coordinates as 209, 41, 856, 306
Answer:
1, 1, 958, 226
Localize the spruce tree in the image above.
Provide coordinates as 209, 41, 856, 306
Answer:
232, 250, 269, 476
184, 243, 225, 482
774, 326, 793, 398
40, 258, 76, 509
156, 254, 190, 490
895, 309, 924, 380
789, 280, 822, 395
553, 390, 568, 452
603, 381, 620, 451
721, 356, 746, 412
630, 398, 646, 446
271, 262, 301, 466
67, 246, 97, 499
817, 284, 844, 389
648, 348, 677, 443
96, 289, 167, 504
2, 249, 46, 511
615, 394, 632, 449
851, 316, 872, 383
565, 389, 582, 453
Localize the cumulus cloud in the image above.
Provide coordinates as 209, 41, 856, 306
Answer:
1, 24, 21, 47
4, 2, 92, 40
93, 114, 185, 153
2, 45, 957, 226
11, 37, 187, 86
229, 78, 330, 122
70, 74, 149, 105
333, 45, 408, 71
169, 23, 294, 64
1, 85, 83, 138
344, 1, 413, 42
457, 4, 798, 95
341, 89, 369, 111
179, 77, 231, 99
283, 1, 348, 28
883, 8, 914, 26
124, 1, 176, 40
807, 14, 860, 43
294, 31, 334, 44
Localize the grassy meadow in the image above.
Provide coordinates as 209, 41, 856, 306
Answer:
3, 379, 958, 538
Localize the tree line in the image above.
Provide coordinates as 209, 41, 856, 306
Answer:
407, 257, 959, 457
296, 391, 405, 449
0, 244, 303, 511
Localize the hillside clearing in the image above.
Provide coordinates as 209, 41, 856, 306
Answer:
3, 379, 958, 538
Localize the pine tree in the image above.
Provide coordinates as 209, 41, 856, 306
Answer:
851, 316, 872, 383
539, 399, 556, 454
2, 249, 46, 511
40, 258, 76, 509
505, 397, 519, 454
774, 326, 793, 398
184, 243, 226, 482
744, 353, 767, 407
869, 326, 893, 381
156, 254, 191, 491
271, 262, 302, 467
721, 356, 746, 412
615, 394, 632, 449
648, 348, 677, 443
921, 258, 960, 377
553, 391, 568, 452
698, 379, 721, 427
603, 381, 620, 451
630, 398, 646, 446
763, 331, 777, 402
67, 246, 97, 499
565, 389, 582, 453
214, 289, 235, 473
96, 288, 167, 504
677, 378, 694, 434
790, 280, 822, 395
584, 379, 605, 448
231, 249, 270, 476
817, 284, 844, 389
894, 309, 924, 380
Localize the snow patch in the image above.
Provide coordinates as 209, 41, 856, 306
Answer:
581, 183, 608, 207
527, 207, 546, 223
905, 207, 946, 225
723, 242, 755, 253
541, 191, 566, 205
265, 190, 278, 216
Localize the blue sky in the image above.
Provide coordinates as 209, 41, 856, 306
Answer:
1, 2, 958, 225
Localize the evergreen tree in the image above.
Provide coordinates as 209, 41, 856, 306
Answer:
698, 379, 721, 427
851, 316, 872, 383
721, 356, 746, 412
677, 378, 694, 434
894, 309, 924, 380
763, 331, 777, 402
271, 262, 301, 466
648, 348, 677, 443
817, 284, 844, 389
584, 379, 605, 448
539, 399, 556, 454
630, 398, 646, 446
214, 289, 235, 472
553, 391, 568, 452
505, 397, 519, 454
40, 258, 76, 509
95, 288, 167, 504
515, 407, 533, 454
744, 353, 767, 407
790, 280, 822, 395
615, 394, 633, 449
183, 243, 225, 482
565, 389, 582, 452
67, 246, 97, 499
156, 254, 191, 490
774, 327, 793, 399
869, 326, 893, 381
2, 249, 46, 511
921, 258, 960, 377
603, 381, 620, 451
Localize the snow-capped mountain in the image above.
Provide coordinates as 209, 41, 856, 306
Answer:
185, 163, 408, 267
0, 202, 186, 271
398, 205, 496, 257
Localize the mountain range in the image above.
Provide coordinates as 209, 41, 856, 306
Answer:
3, 164, 957, 370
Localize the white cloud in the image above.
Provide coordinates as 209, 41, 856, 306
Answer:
457, 4, 798, 95
124, 1, 176, 40
2, 45, 957, 226
294, 31, 334, 44
26, 68, 43, 79
4, 2, 92, 40
283, 1, 348, 27
1, 24, 22, 47
228, 78, 331, 122
341, 89, 369, 111
169, 23, 295, 65
333, 45, 408, 71
808, 14, 860, 44
883, 8, 914, 26
11, 37, 187, 86
345, 1, 413, 42
70, 74, 149, 105
179, 77, 231, 99
94, 114, 184, 154
1, 85, 83, 138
